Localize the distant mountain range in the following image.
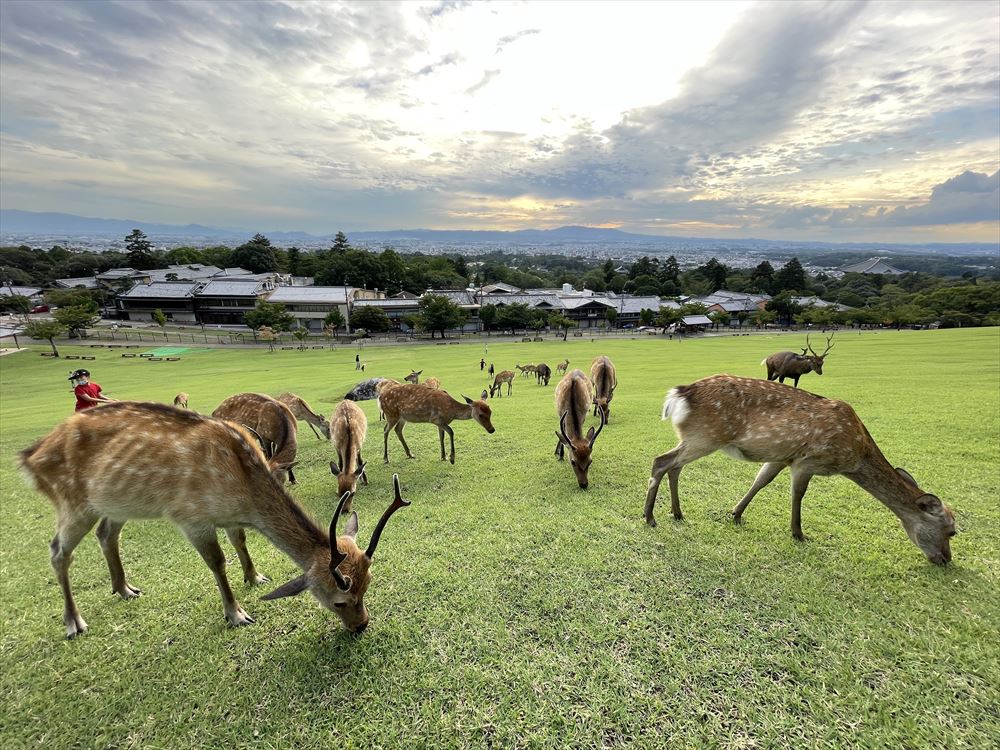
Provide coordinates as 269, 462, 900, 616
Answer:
1, 209, 997, 255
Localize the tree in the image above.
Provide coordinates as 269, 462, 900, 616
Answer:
548, 312, 575, 341
292, 327, 309, 349
774, 257, 807, 293
656, 306, 682, 327
125, 229, 155, 270
24, 319, 65, 357
752, 309, 778, 328
697, 258, 727, 292
765, 291, 803, 325
709, 310, 731, 330
152, 309, 167, 328
244, 301, 295, 332
640, 308, 655, 326
604, 307, 618, 329
660, 255, 680, 285
749, 260, 775, 294
258, 325, 278, 352
496, 303, 532, 334
418, 294, 468, 339
232, 234, 279, 274
287, 247, 301, 276
324, 308, 344, 332
1, 294, 31, 316
331, 232, 351, 253
53, 304, 100, 338
350, 306, 390, 333
479, 303, 498, 334
529, 310, 548, 333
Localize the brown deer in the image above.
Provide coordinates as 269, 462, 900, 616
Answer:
277, 392, 331, 440
489, 370, 515, 398
423, 377, 441, 389
643, 375, 956, 564
535, 363, 552, 386
590, 356, 617, 421
554, 369, 606, 489
763, 334, 834, 388
380, 383, 495, 464
329, 399, 368, 512
556, 359, 570, 375
516, 364, 537, 378
213, 393, 298, 484
404, 369, 423, 384
18, 402, 410, 637
173, 392, 189, 409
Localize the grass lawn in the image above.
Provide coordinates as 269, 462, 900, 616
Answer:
1, 329, 998, 749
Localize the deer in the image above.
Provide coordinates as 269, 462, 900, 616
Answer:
643, 375, 956, 564
173, 392, 189, 409
556, 359, 570, 375
489, 370, 515, 398
277, 392, 331, 440
423, 377, 441, 389
18, 402, 411, 637
404, 369, 423, 384
762, 334, 834, 388
380, 383, 495, 464
536, 363, 552, 386
488, 363, 495, 380
554, 369, 606, 489
329, 399, 368, 513
590, 356, 617, 422
213, 393, 299, 484
516, 364, 537, 378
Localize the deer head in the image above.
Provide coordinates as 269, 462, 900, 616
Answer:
317, 415, 332, 440
555, 410, 604, 488
463, 395, 495, 433
329, 459, 366, 512
404, 369, 422, 384
894, 468, 956, 564
262, 476, 411, 633
804, 333, 835, 374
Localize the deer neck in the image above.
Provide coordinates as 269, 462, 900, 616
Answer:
252, 488, 328, 571
447, 401, 473, 421
845, 448, 923, 519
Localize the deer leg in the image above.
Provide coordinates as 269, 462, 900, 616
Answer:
357, 451, 368, 484
51, 512, 100, 638
792, 375, 800, 388
383, 420, 393, 463
645, 442, 714, 526
95, 518, 142, 599
287, 466, 297, 485
732, 463, 786, 522
181, 524, 253, 626
789, 470, 813, 541
307, 423, 322, 440
394, 422, 414, 459
444, 424, 456, 464
225, 528, 268, 585
438, 426, 447, 461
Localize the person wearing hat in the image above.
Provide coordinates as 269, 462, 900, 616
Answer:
69, 369, 114, 411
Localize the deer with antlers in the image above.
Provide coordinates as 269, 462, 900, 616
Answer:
172, 392, 189, 409
763, 334, 834, 388
329, 399, 368, 512
213, 393, 298, 484
590, 356, 617, 422
643, 375, 955, 564
554, 370, 606, 489
18, 402, 411, 637
556, 359, 570, 375
277, 392, 331, 440
489, 369, 515, 398
380, 383, 495, 464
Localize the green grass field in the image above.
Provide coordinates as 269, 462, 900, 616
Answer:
1, 329, 998, 749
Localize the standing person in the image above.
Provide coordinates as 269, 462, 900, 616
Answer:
480, 358, 485, 371
69, 369, 114, 411
355, 353, 361, 370
488, 362, 495, 379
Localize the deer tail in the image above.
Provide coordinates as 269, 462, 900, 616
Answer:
662, 387, 690, 425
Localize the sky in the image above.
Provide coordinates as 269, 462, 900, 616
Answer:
1, 0, 998, 242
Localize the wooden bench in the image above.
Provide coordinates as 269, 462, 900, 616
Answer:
521, 338, 532, 342
139, 353, 153, 358
148, 357, 163, 362
533, 337, 543, 342
165, 357, 181, 361
122, 353, 136, 358
82, 356, 96, 361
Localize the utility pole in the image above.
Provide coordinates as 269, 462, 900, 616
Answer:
344, 279, 352, 335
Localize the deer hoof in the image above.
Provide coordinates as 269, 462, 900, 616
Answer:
792, 531, 806, 542
731, 512, 744, 524
115, 583, 142, 599
65, 614, 89, 639
227, 608, 255, 627
246, 573, 270, 586
672, 512, 684, 521
645, 515, 657, 528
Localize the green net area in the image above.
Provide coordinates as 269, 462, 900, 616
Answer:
141, 347, 191, 356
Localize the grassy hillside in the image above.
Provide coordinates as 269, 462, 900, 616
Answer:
1, 329, 998, 749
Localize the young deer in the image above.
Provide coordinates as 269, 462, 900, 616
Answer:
489, 370, 515, 398
516, 364, 537, 378
278, 392, 331, 440
380, 383, 495, 464
535, 363, 552, 386
556, 359, 570, 375
173, 392, 189, 409
329, 399, 368, 512
18, 402, 411, 637
554, 369, 606, 489
763, 334, 834, 388
590, 356, 617, 422
404, 369, 423, 384
644, 375, 956, 564
423, 377, 441, 389
213, 393, 299, 484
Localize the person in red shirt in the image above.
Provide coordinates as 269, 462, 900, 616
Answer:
69, 369, 114, 411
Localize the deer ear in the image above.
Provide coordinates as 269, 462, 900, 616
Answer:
261, 575, 309, 600
344, 511, 359, 539
916, 494, 943, 513
463, 395, 474, 404
330, 460, 341, 476
586, 426, 596, 442
353, 460, 365, 477
895, 467, 918, 487
555, 430, 570, 446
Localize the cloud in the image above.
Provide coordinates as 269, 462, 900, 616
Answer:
465, 69, 500, 96
495, 28, 541, 54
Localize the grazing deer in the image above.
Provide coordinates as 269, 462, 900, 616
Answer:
590, 356, 618, 422
763, 334, 834, 388
489, 370, 515, 398
554, 370, 606, 488
516, 364, 537, 378
643, 375, 956, 564
277, 392, 331, 440
423, 377, 441, 389
213, 393, 298, 484
536, 363, 552, 386
380, 383, 495, 464
404, 369, 423, 384
173, 392, 189, 409
18, 402, 410, 637
329, 399, 368, 512
556, 359, 570, 375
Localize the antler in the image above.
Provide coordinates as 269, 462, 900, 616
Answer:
328, 491, 353, 591
821, 333, 835, 357
805, 334, 816, 357
559, 411, 573, 444
589, 408, 606, 448
365, 474, 411, 560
